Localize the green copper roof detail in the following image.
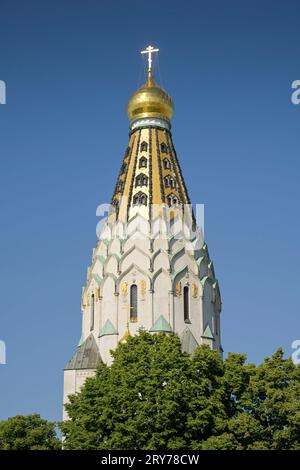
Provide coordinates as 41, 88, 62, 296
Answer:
202, 324, 214, 340
150, 315, 172, 333
99, 319, 118, 337
180, 328, 198, 354
64, 334, 102, 370
200, 276, 209, 286
92, 273, 102, 285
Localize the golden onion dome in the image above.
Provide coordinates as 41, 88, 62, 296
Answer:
127, 70, 174, 123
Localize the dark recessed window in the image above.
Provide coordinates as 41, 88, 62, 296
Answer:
130, 284, 138, 322
135, 174, 148, 187
139, 157, 147, 168
163, 159, 171, 170
133, 192, 147, 206
183, 286, 189, 322
140, 141, 148, 152
161, 143, 168, 153
117, 181, 124, 192
90, 294, 95, 331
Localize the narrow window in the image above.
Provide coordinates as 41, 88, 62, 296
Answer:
140, 141, 148, 152
140, 194, 147, 205
183, 286, 189, 322
163, 159, 170, 169
161, 143, 168, 153
90, 294, 95, 330
139, 157, 147, 168
130, 284, 138, 322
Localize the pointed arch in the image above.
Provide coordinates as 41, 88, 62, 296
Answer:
152, 249, 170, 272
140, 141, 148, 152
99, 273, 118, 293
139, 156, 147, 168
130, 284, 138, 322
152, 267, 171, 291
120, 245, 151, 272
103, 253, 120, 276
116, 263, 151, 291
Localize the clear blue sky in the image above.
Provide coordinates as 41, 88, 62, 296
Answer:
0, 0, 299, 423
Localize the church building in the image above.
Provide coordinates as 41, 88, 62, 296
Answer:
63, 46, 222, 417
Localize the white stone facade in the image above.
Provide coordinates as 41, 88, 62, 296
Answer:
63, 118, 223, 421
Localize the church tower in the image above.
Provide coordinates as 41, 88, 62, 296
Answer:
63, 47, 222, 416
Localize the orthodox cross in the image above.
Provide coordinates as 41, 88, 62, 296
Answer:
141, 45, 159, 72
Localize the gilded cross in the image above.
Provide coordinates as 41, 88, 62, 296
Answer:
141, 45, 159, 72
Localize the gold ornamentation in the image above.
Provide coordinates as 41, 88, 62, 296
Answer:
192, 283, 198, 298
121, 281, 128, 297
127, 63, 174, 123
120, 323, 131, 344
95, 287, 100, 302
175, 281, 182, 296
140, 279, 146, 297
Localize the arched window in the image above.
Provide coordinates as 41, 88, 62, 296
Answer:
183, 286, 189, 322
133, 191, 147, 206
117, 181, 123, 192
140, 141, 148, 152
170, 178, 176, 189
161, 142, 168, 153
164, 176, 170, 188
139, 157, 147, 168
130, 284, 138, 322
140, 193, 147, 205
163, 159, 171, 170
135, 174, 148, 187
90, 294, 95, 330
167, 195, 172, 207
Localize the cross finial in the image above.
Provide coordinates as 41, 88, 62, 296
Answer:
141, 45, 159, 72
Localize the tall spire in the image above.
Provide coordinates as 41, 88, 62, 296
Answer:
110, 46, 189, 222
63, 47, 222, 419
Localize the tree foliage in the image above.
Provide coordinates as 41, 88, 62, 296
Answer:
61, 331, 300, 450
0, 414, 61, 450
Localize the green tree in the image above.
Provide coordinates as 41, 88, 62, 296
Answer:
0, 414, 61, 450
61, 331, 300, 450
